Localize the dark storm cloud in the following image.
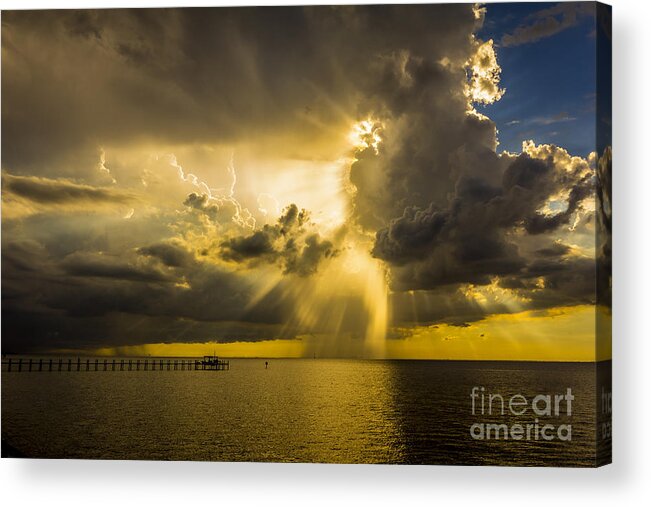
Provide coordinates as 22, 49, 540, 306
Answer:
389, 285, 505, 327
345, 6, 591, 272
389, 251, 596, 328
534, 242, 572, 257
371, 149, 592, 291
1, 239, 48, 274
502, 152, 594, 235
284, 234, 336, 277
2, 5, 478, 176
0, 4, 478, 351
1, 235, 300, 351
1, 4, 600, 351
364, 113, 596, 320
1, 200, 345, 351
138, 241, 194, 268
220, 204, 337, 276
2, 173, 133, 205
501, 2, 595, 47
596, 146, 612, 308
183, 193, 222, 220
221, 231, 276, 261
61, 252, 174, 283
523, 180, 592, 234
350, 55, 498, 230
371, 204, 449, 265
1, 3, 487, 349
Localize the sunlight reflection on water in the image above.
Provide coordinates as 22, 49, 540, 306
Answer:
2, 359, 600, 465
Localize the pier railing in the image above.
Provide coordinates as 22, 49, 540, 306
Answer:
1, 357, 230, 373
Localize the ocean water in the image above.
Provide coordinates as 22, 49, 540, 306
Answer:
1, 358, 606, 466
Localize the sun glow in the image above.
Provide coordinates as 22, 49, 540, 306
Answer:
179, 125, 392, 358
349, 119, 383, 155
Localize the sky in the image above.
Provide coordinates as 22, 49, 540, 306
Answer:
478, 2, 598, 157
1, 3, 612, 360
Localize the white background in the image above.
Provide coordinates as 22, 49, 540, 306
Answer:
0, 0, 648, 505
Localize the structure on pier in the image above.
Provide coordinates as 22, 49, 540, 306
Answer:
196, 355, 230, 371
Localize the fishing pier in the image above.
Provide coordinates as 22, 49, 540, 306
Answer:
1, 355, 229, 373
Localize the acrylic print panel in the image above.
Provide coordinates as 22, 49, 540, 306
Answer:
1, 2, 612, 466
